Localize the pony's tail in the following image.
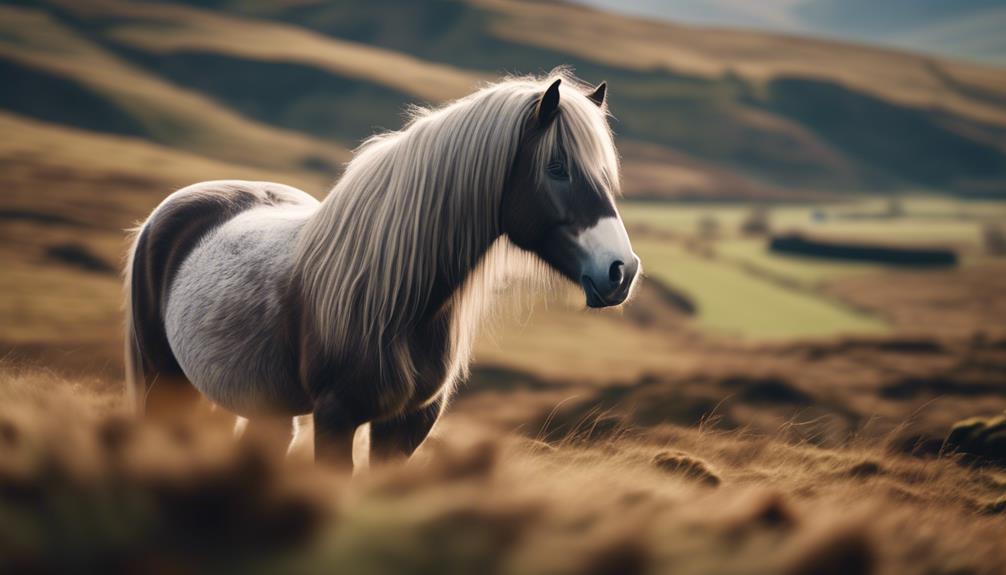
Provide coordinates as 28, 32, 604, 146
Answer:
123, 224, 145, 415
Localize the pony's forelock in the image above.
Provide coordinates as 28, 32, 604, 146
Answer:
533, 79, 620, 199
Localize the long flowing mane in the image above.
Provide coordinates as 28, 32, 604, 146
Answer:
294, 71, 620, 373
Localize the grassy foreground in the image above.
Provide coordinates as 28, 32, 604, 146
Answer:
2, 366, 1005, 575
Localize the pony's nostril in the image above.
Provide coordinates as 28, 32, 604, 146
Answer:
609, 260, 625, 286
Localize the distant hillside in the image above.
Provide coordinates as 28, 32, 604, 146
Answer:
571, 0, 1006, 66
2, 0, 1006, 199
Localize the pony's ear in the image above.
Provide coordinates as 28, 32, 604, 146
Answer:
535, 78, 561, 128
587, 81, 606, 107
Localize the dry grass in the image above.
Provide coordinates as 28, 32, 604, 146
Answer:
462, 333, 1006, 463
1, 365, 1005, 574
826, 261, 1006, 337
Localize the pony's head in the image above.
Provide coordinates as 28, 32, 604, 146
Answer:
503, 77, 639, 308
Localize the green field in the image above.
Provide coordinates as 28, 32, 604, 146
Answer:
623, 196, 1005, 340
634, 240, 888, 339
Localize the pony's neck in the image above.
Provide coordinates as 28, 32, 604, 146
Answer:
426, 216, 503, 317
294, 95, 526, 348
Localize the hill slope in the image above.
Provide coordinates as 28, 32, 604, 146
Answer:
3, 0, 1006, 198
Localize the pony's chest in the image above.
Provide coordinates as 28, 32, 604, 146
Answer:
404, 313, 458, 406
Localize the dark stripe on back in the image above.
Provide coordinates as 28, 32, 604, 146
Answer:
131, 187, 260, 376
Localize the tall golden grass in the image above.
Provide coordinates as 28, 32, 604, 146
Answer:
1, 364, 1004, 574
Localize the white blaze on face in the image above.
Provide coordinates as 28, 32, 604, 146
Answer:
576, 216, 633, 265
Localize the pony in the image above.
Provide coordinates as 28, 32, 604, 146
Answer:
124, 71, 639, 469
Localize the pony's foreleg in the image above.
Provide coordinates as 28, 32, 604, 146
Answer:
313, 395, 360, 469
369, 395, 444, 465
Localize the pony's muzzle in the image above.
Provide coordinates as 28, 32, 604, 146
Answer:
581, 253, 639, 308
574, 216, 638, 308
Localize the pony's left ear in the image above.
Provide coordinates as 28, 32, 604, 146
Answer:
587, 81, 606, 107
535, 78, 561, 128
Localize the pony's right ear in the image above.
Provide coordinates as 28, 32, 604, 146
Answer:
587, 81, 606, 107
535, 78, 561, 128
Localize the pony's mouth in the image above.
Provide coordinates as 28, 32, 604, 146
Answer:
581, 275, 614, 308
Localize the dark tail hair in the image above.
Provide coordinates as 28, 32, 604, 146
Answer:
123, 225, 145, 414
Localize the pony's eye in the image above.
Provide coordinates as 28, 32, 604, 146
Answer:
547, 161, 569, 179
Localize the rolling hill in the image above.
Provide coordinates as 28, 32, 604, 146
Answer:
1, 0, 1005, 199
3, 0, 1005, 371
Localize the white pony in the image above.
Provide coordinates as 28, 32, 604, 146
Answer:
125, 72, 639, 469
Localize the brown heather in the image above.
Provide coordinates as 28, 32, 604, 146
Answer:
1, 363, 1004, 575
